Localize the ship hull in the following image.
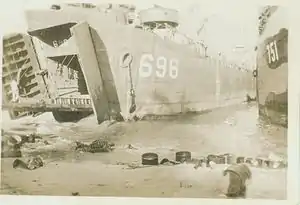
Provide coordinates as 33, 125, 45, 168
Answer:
75, 19, 253, 121
256, 7, 288, 127
25, 8, 254, 124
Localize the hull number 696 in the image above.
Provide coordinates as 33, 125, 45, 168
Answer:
138, 54, 179, 79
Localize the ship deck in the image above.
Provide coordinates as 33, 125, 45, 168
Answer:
2, 95, 93, 112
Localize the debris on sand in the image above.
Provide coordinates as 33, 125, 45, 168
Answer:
43, 140, 50, 145
245, 94, 256, 103
71, 192, 80, 196
75, 139, 115, 153
193, 157, 207, 169
160, 158, 180, 165
1, 143, 22, 158
116, 161, 154, 170
12, 159, 29, 169
1, 136, 22, 158
12, 156, 44, 170
223, 163, 252, 198
1, 132, 52, 158
8, 135, 22, 145
19, 133, 43, 144
126, 164, 152, 170
127, 144, 138, 150
180, 181, 193, 188
2, 132, 44, 146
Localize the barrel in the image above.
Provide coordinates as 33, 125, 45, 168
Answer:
175, 151, 191, 163
142, 152, 159, 165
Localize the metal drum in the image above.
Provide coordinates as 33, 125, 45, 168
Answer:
175, 151, 191, 163
142, 152, 159, 165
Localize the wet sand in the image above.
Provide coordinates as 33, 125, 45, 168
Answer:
1, 103, 287, 199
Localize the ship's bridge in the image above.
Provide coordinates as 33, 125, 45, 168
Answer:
139, 5, 179, 28
138, 5, 178, 38
138, 5, 207, 57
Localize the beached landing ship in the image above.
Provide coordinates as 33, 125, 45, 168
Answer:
4, 3, 253, 124
256, 6, 288, 127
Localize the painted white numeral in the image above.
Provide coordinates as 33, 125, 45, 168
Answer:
139, 54, 154, 77
139, 54, 179, 79
53, 40, 59, 48
156, 56, 167, 78
53, 39, 68, 48
169, 59, 179, 79
266, 40, 279, 64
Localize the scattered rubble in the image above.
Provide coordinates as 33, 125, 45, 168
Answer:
2, 130, 287, 171
19, 133, 43, 144
71, 192, 80, 196
8, 135, 22, 145
2, 130, 117, 160
1, 133, 22, 158
245, 94, 256, 103
160, 158, 180, 165
193, 157, 209, 169
180, 181, 193, 188
1, 132, 68, 159
12, 156, 44, 170
75, 139, 115, 153
116, 161, 154, 169
1, 141, 22, 158
12, 159, 28, 169
127, 144, 138, 150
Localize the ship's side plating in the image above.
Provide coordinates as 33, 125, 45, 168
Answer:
256, 6, 288, 127
83, 13, 253, 120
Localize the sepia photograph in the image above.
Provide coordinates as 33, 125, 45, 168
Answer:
0, 0, 291, 201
